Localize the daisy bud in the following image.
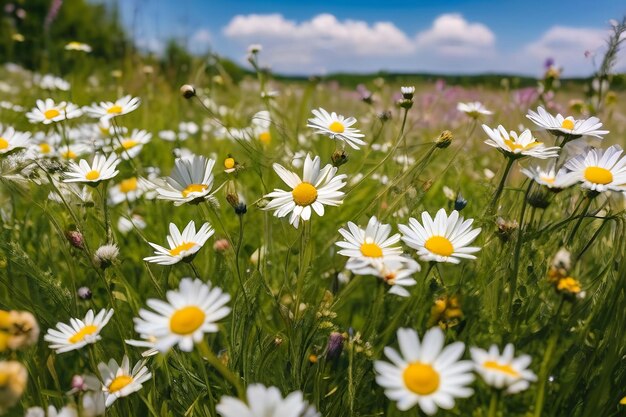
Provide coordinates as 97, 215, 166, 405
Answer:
180, 84, 196, 99
248, 44, 262, 54
65, 230, 84, 249
326, 332, 345, 360
400, 86, 415, 100
398, 98, 413, 110
377, 110, 392, 122
93, 244, 119, 269
331, 149, 348, 167
213, 239, 230, 252
495, 217, 518, 242
454, 193, 467, 211
436, 130, 453, 148
235, 203, 247, 215
255, 198, 270, 209
527, 188, 550, 209
71, 375, 86, 392
77, 286, 92, 300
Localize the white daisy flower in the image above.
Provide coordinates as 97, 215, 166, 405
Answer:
26, 99, 82, 124
216, 383, 319, 417
375, 327, 474, 415
156, 155, 216, 206
482, 124, 559, 159
98, 356, 151, 407
307, 108, 366, 150
25, 405, 78, 417
144, 221, 214, 265
65, 41, 92, 52
520, 165, 575, 190
117, 214, 146, 235
108, 177, 149, 205
470, 344, 537, 394
83, 95, 140, 120
264, 154, 347, 228
560, 144, 626, 193
133, 277, 231, 352
125, 336, 159, 358
457, 101, 493, 118
63, 153, 120, 184
158, 130, 178, 142
526, 106, 608, 139
113, 129, 151, 160
0, 125, 30, 155
44, 309, 114, 353
399, 209, 481, 264
59, 142, 93, 160
335, 216, 404, 272
356, 257, 420, 297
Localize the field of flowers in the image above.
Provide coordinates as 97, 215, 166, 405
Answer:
0, 22, 626, 417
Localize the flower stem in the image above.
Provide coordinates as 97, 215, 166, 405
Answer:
508, 181, 533, 317
198, 340, 245, 399
566, 195, 595, 246
488, 389, 501, 417
487, 157, 515, 215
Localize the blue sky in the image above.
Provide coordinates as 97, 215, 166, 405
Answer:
107, 0, 626, 76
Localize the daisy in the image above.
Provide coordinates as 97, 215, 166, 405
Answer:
133, 278, 231, 352
26, 99, 82, 124
482, 124, 559, 159
264, 154, 347, 228
520, 165, 575, 190
560, 145, 626, 193
113, 129, 151, 159
125, 336, 159, 358
117, 214, 147, 235
156, 155, 216, 206
457, 102, 492, 118
25, 406, 78, 417
375, 327, 474, 414
44, 309, 114, 353
526, 106, 608, 139
216, 383, 319, 417
83, 95, 140, 120
98, 356, 151, 407
0, 125, 30, 155
65, 41, 92, 53
63, 153, 120, 184
399, 209, 481, 264
470, 344, 537, 393
335, 216, 404, 272
144, 221, 214, 265
108, 176, 148, 205
356, 257, 420, 297
307, 108, 366, 150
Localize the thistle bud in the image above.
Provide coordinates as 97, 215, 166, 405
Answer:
213, 239, 230, 252
495, 217, 518, 242
65, 230, 84, 249
331, 149, 348, 167
180, 84, 196, 99
377, 110, 392, 122
93, 244, 119, 269
326, 332, 345, 360
436, 130, 453, 148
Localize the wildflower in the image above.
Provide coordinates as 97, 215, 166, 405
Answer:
471, 344, 537, 393
435, 130, 453, 148
216, 384, 319, 417
526, 106, 608, 139
213, 239, 230, 252
144, 221, 214, 265
555, 277, 585, 299
224, 156, 237, 173
65, 41, 92, 52
180, 84, 196, 99
374, 327, 474, 414
65, 230, 84, 249
482, 125, 559, 159
44, 309, 114, 353
399, 209, 481, 264
26, 99, 82, 124
560, 145, 626, 193
336, 216, 404, 272
133, 278, 231, 352
25, 405, 78, 417
156, 155, 216, 205
0, 310, 39, 351
83, 95, 140, 120
331, 149, 348, 167
117, 214, 146, 234
63, 153, 120, 184
356, 258, 420, 297
98, 356, 151, 407
108, 177, 149, 205
93, 244, 119, 269
326, 332, 345, 360
113, 129, 151, 160
307, 108, 366, 150
520, 165, 574, 191
495, 217, 518, 242
263, 154, 347, 228
428, 295, 463, 329
401, 86, 415, 100
0, 125, 30, 155
457, 101, 493, 118
77, 287, 92, 300
0, 361, 28, 414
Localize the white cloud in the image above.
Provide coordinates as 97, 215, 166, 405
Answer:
415, 13, 496, 57
189, 29, 212, 53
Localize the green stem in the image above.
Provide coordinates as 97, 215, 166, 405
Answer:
198, 340, 245, 399
566, 195, 595, 245
488, 389, 501, 417
487, 157, 515, 215
234, 214, 250, 305
294, 219, 313, 320
508, 182, 533, 316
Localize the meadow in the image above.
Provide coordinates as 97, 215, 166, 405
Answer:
0, 16, 626, 417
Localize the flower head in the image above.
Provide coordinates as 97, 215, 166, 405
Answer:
217, 384, 319, 417
144, 221, 213, 265
26, 99, 82, 124
526, 106, 608, 139
156, 155, 216, 205
560, 145, 626, 193
98, 356, 151, 407
84, 95, 140, 120
482, 124, 559, 159
471, 344, 537, 393
44, 309, 114, 353
307, 108, 366, 150
63, 153, 120, 184
457, 102, 492, 118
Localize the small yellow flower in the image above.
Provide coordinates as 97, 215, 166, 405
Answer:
428, 295, 463, 329
0, 361, 28, 414
557, 277, 582, 294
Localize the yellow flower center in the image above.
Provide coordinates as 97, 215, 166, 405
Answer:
584, 166, 613, 185
63, 150, 77, 159
39, 143, 51, 154
181, 184, 208, 198
119, 177, 138, 193
44, 109, 60, 119
483, 360, 520, 377
561, 119, 575, 130
329, 121, 345, 133
68, 325, 98, 344
403, 362, 440, 395
0, 138, 8, 150
224, 158, 235, 170
258, 131, 271, 144
0, 371, 9, 386
504, 138, 541, 152
424, 236, 454, 257
384, 272, 396, 282
557, 277, 581, 293
108, 375, 133, 393
540, 175, 555, 184
169, 306, 205, 335
85, 170, 100, 181
107, 105, 123, 114
292, 182, 318, 206
121, 139, 138, 150
360, 242, 383, 258
169, 242, 197, 257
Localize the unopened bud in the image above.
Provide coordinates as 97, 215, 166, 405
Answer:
326, 332, 345, 360
331, 149, 348, 167
377, 110, 392, 122
77, 287, 92, 300
495, 217, 518, 242
454, 194, 467, 211
401, 86, 415, 100
213, 239, 230, 252
65, 230, 84, 249
398, 98, 413, 110
436, 130, 453, 148
180, 84, 196, 99
93, 244, 119, 269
